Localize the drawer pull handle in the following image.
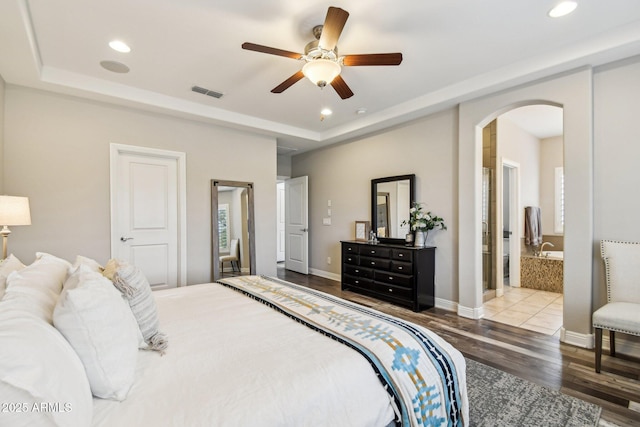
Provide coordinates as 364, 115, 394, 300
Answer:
355, 280, 359, 284
371, 262, 375, 265
399, 254, 404, 257
348, 248, 352, 251
355, 269, 359, 273
398, 266, 403, 270
371, 250, 376, 254
389, 277, 393, 280
388, 288, 393, 292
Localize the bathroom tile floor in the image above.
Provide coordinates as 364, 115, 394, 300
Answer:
483, 286, 563, 336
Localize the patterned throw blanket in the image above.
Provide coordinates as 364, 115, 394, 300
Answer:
217, 276, 467, 427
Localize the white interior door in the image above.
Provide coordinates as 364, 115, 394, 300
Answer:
276, 182, 285, 262
285, 176, 308, 274
110, 144, 186, 289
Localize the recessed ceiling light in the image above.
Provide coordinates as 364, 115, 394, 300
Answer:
109, 40, 131, 53
100, 60, 130, 73
321, 108, 333, 116
548, 1, 577, 18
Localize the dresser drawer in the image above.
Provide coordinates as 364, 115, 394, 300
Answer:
390, 260, 412, 274
360, 256, 391, 270
343, 243, 360, 255
343, 274, 373, 289
392, 248, 413, 262
375, 271, 413, 287
361, 246, 391, 258
372, 282, 412, 301
343, 253, 359, 265
344, 264, 373, 279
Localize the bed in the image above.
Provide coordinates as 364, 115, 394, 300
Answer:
0, 254, 468, 427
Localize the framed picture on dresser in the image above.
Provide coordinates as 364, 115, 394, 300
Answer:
354, 221, 370, 241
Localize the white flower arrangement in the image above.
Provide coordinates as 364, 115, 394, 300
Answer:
402, 202, 447, 232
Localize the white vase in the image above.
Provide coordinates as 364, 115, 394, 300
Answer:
414, 230, 428, 247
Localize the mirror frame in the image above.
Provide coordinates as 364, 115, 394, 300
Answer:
371, 174, 415, 244
211, 179, 256, 281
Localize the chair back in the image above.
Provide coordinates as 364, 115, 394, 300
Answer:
601, 240, 640, 304
229, 238, 239, 259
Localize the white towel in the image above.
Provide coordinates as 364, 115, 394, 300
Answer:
524, 206, 542, 246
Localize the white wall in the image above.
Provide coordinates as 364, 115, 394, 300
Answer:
540, 136, 564, 236
292, 109, 458, 303
498, 116, 541, 212
3, 86, 277, 283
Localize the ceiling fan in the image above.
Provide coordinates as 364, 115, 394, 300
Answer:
242, 6, 403, 100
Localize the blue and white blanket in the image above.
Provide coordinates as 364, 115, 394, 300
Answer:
217, 276, 468, 427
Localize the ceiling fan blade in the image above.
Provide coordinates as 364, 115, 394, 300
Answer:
242, 42, 303, 60
330, 75, 354, 99
319, 7, 349, 51
342, 53, 403, 66
271, 71, 305, 93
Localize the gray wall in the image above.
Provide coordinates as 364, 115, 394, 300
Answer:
593, 57, 640, 308
3, 86, 277, 284
0, 76, 4, 193
292, 109, 458, 303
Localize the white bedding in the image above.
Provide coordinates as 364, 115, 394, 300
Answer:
91, 283, 396, 426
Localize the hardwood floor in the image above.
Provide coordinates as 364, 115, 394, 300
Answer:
277, 268, 640, 426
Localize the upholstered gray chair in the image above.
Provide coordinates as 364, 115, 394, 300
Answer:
593, 240, 640, 373
220, 239, 240, 273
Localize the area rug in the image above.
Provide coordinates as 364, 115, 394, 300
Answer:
466, 358, 602, 426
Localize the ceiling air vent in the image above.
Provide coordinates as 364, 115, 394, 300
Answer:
191, 86, 223, 99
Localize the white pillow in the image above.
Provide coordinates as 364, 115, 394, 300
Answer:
2, 254, 70, 323
0, 309, 93, 427
54, 266, 139, 400
71, 255, 104, 273
103, 259, 167, 352
0, 254, 26, 300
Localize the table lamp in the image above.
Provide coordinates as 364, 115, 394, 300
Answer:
0, 195, 31, 259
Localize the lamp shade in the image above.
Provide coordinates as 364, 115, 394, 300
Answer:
302, 59, 341, 87
0, 196, 31, 226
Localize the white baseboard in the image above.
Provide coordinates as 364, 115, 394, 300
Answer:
435, 298, 458, 312
560, 328, 592, 348
309, 268, 340, 282
458, 304, 484, 319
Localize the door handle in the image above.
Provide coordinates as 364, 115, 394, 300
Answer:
120, 237, 134, 242
301, 228, 308, 232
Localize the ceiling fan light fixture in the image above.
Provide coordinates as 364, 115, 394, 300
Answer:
302, 59, 341, 87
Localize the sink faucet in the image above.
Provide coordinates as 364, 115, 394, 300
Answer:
539, 242, 555, 256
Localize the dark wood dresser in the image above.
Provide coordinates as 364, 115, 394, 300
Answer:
341, 240, 435, 312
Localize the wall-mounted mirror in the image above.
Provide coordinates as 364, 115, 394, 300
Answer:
211, 180, 256, 281
371, 174, 415, 243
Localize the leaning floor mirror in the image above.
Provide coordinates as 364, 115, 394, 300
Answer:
211, 179, 256, 281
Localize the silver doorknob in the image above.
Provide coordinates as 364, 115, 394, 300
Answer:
120, 237, 134, 242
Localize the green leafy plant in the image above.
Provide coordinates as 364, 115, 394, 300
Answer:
401, 202, 447, 232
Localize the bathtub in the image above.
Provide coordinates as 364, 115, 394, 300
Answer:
520, 253, 563, 292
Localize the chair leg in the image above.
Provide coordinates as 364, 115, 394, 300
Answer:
595, 328, 602, 373
610, 330, 616, 357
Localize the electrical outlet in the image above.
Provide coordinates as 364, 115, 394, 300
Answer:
327, 256, 331, 264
